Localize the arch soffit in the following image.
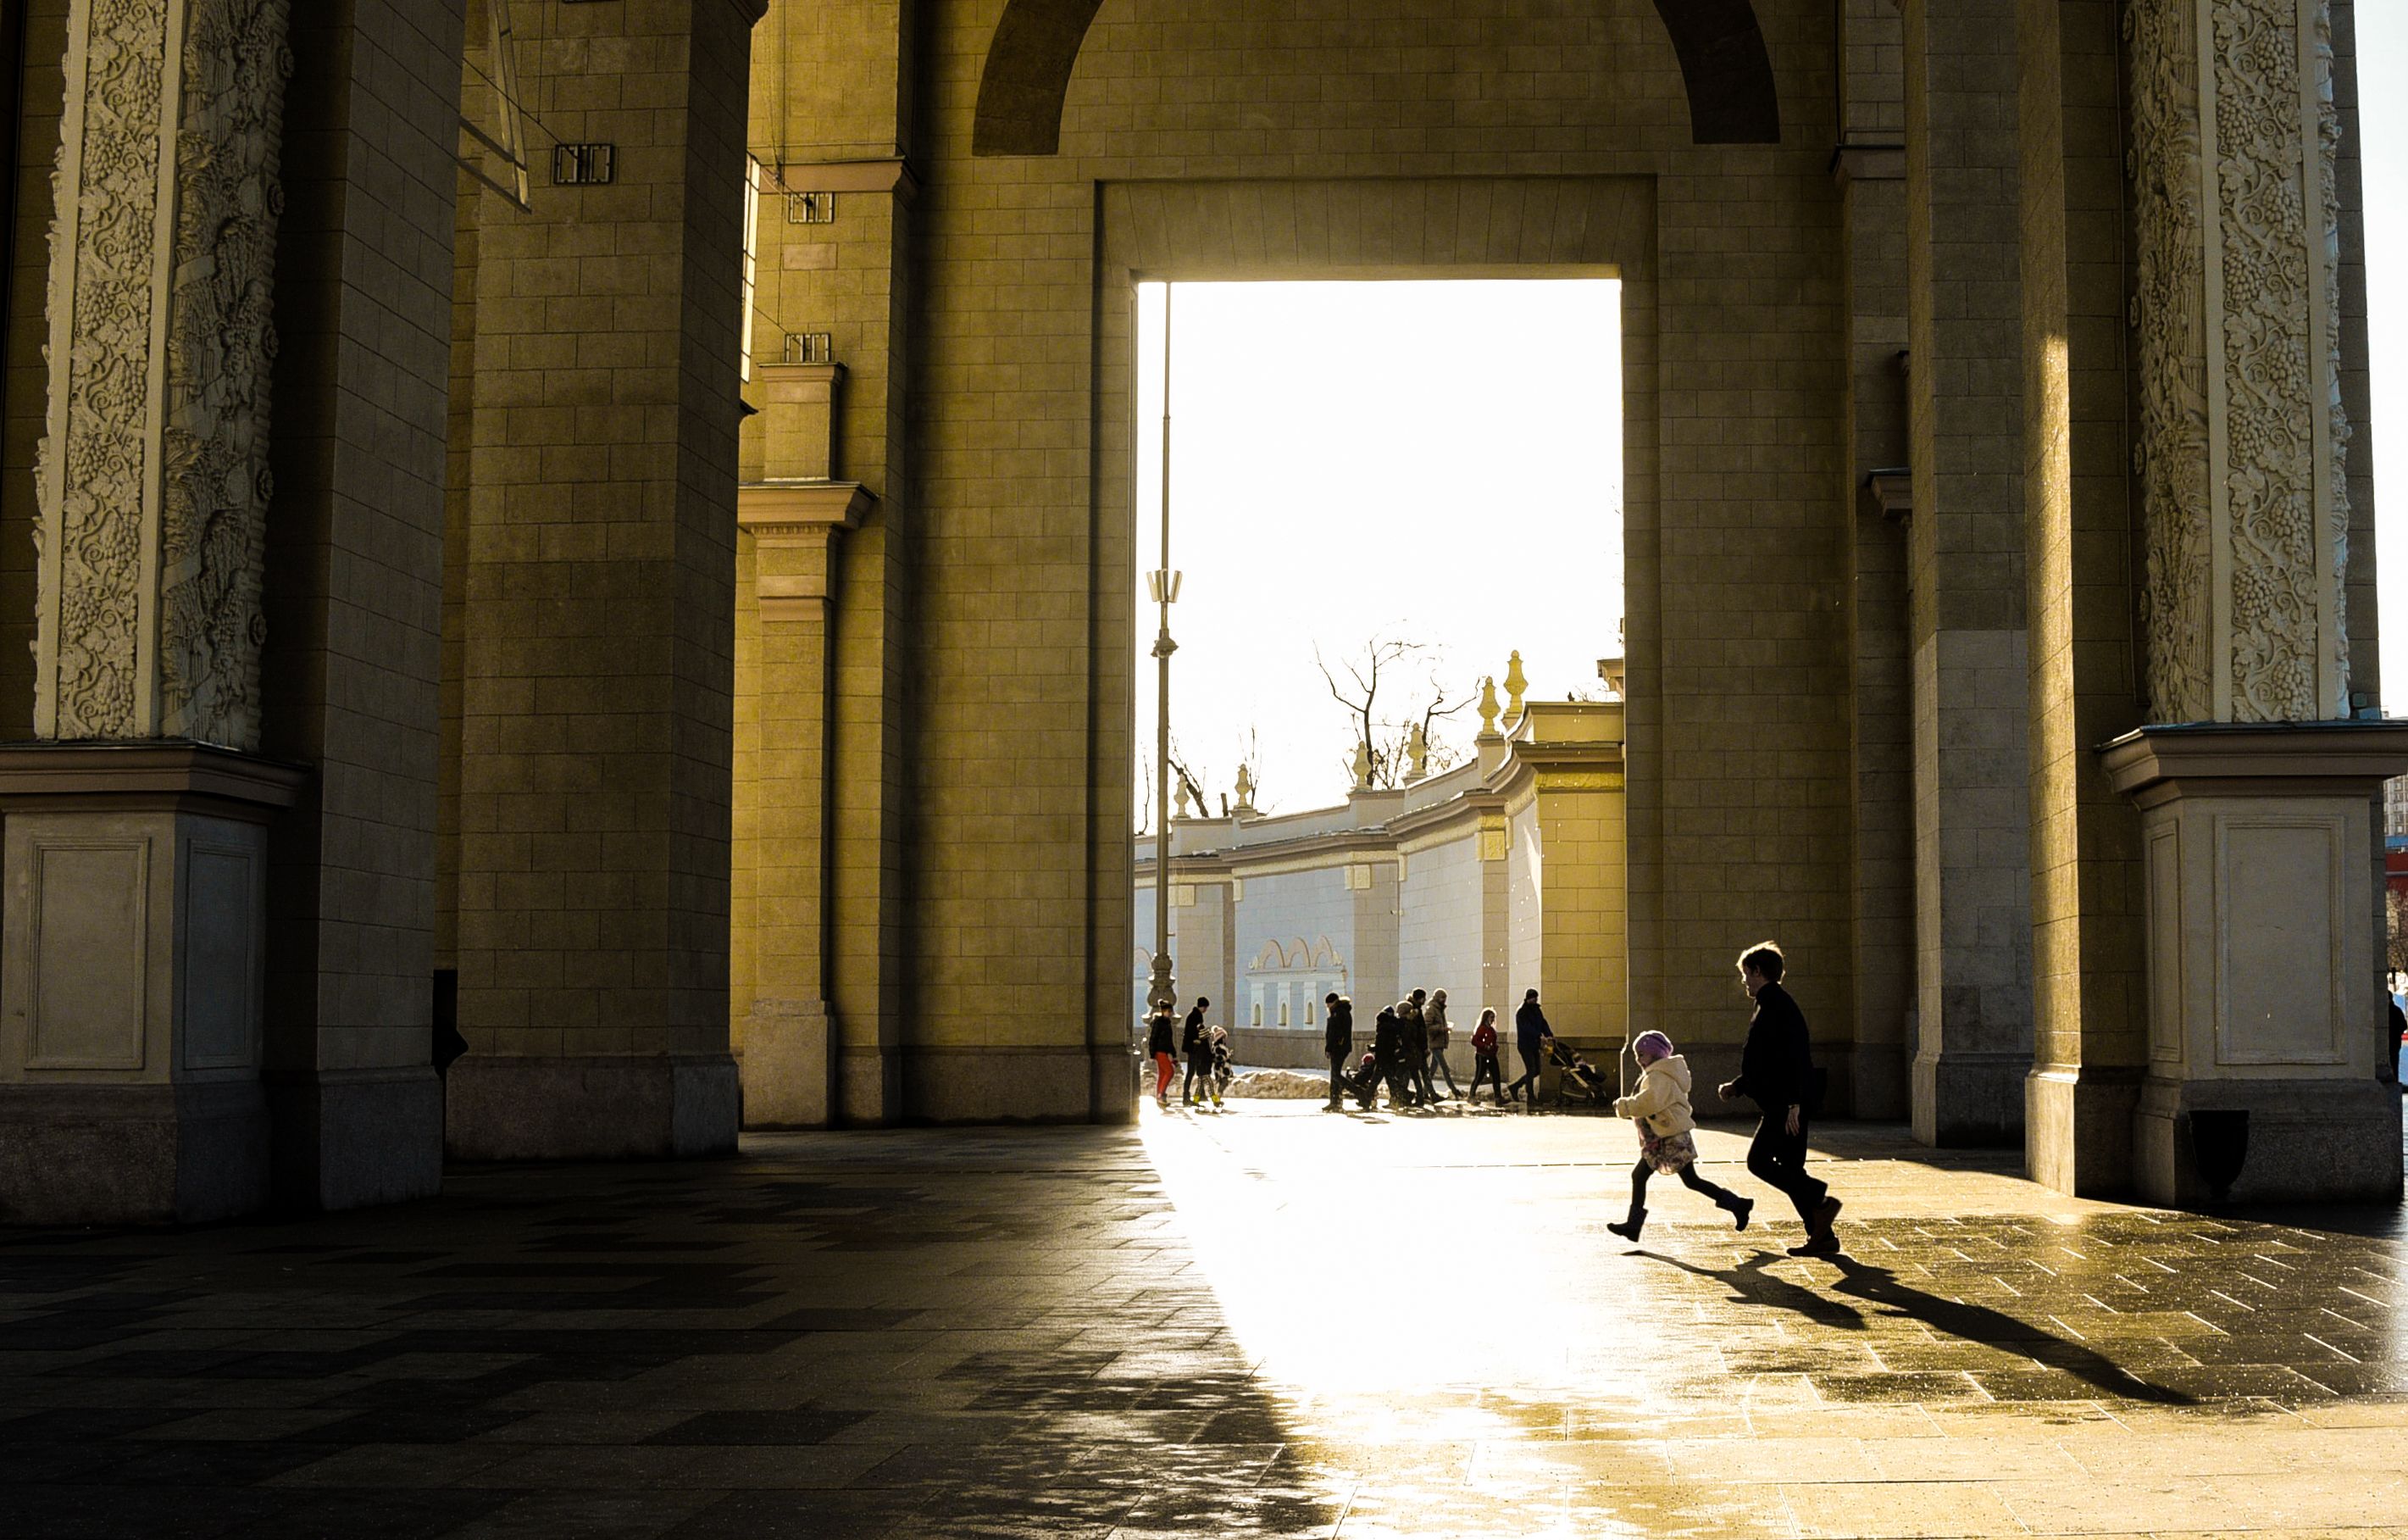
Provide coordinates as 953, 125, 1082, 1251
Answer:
969, 0, 1780, 158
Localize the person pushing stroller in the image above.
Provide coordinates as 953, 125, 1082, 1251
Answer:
1606, 1031, 1752, 1240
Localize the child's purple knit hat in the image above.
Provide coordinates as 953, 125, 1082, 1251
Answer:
1632, 1031, 1673, 1062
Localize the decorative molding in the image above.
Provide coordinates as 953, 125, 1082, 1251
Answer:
32, 0, 291, 749
2131, 0, 2350, 724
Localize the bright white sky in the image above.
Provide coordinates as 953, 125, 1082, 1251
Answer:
1132, 280, 1623, 819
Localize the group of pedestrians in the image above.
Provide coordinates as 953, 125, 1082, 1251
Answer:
1321, 985, 1561, 1112
1147, 939, 1846, 1257
1144, 996, 1234, 1109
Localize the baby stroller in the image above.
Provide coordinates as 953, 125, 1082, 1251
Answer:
1339, 1051, 1380, 1109
1208, 1026, 1235, 1101
1545, 1036, 1612, 1110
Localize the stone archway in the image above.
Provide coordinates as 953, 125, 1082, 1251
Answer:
970, 0, 1780, 156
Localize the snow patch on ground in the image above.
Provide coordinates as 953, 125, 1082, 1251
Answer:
1226, 1067, 1330, 1099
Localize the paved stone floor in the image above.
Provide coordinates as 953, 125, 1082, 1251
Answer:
4, 1101, 2406, 1538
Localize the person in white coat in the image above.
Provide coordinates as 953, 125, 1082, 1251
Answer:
1606, 1031, 1752, 1242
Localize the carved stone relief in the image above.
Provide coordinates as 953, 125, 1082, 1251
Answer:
2128, 0, 2350, 724
31, 0, 290, 750
159, 0, 291, 748
2131, 0, 2212, 724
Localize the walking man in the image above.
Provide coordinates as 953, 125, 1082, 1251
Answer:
1371, 1005, 1414, 1110
1323, 993, 1355, 1111
1402, 989, 1437, 1107
1717, 942, 1842, 1257
1181, 996, 1212, 1107
1506, 988, 1549, 1105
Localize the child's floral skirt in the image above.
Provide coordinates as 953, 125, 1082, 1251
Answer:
1640, 1127, 1697, 1175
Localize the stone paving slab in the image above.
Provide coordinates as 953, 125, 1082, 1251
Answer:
2, 1101, 2405, 1537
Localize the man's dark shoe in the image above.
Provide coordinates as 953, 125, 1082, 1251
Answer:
1786, 1232, 1842, 1259
1811, 1197, 1843, 1237
1727, 1196, 1753, 1233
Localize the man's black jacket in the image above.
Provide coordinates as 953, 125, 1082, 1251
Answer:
1324, 998, 1353, 1059
1371, 1008, 1402, 1065
1729, 980, 1815, 1115
1514, 998, 1549, 1052
1180, 1016, 1207, 1060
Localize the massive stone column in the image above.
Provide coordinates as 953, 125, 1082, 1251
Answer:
1837, 0, 1913, 1120
1903, 0, 2036, 1144
2106, 0, 2405, 1202
2016, 0, 2150, 1196
0, 0, 302, 1222
444, 0, 764, 1159
258, 0, 464, 1210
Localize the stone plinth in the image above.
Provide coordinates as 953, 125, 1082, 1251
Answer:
0, 742, 305, 1222
2103, 723, 2408, 1204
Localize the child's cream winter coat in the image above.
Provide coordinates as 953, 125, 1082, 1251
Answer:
1613, 1054, 1697, 1137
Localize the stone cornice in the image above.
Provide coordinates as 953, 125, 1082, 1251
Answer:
0, 739, 308, 815
738, 481, 875, 541
2100, 721, 2408, 806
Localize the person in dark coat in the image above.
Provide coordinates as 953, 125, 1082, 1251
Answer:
1425, 989, 1462, 1099
1180, 998, 1212, 1107
1401, 990, 1436, 1106
1370, 1005, 1415, 1109
1146, 1007, 1177, 1108
1323, 993, 1355, 1111
1506, 989, 1549, 1105
1717, 941, 1842, 1257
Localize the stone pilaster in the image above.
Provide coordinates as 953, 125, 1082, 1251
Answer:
444, 0, 764, 1160
2017, 0, 2149, 1197
0, 0, 298, 1222
1904, 0, 2035, 1145
257, 0, 463, 1211
2109, 0, 2395, 1203
735, 476, 868, 1128
1837, 0, 1912, 1120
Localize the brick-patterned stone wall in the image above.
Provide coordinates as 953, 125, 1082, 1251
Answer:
258, 0, 469, 1206
444, 0, 760, 1157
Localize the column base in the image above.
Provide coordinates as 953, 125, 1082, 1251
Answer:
445, 1054, 738, 1160
741, 999, 833, 1129
1911, 1048, 2028, 1146
0, 1081, 269, 1224
838, 1043, 902, 1126
2025, 1064, 2142, 1197
1831, 1041, 1908, 1119
902, 1045, 1096, 1122
267, 1066, 442, 1209
2135, 1073, 2401, 1206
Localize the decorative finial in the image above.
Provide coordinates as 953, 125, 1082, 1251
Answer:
1173, 779, 1192, 820
1404, 722, 1429, 783
1503, 650, 1528, 724
1351, 739, 1374, 792
1476, 676, 1501, 740
1234, 762, 1257, 812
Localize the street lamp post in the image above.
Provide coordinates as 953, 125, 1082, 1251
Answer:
1146, 285, 1181, 1020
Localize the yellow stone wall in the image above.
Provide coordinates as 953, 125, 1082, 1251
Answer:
735, 0, 1861, 1117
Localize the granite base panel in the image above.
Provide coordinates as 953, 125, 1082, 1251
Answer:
902, 1046, 1100, 1122
1912, 1047, 2030, 1147
2025, 1064, 2144, 1198
0, 1080, 270, 1224
741, 1000, 833, 1129
837, 1045, 902, 1127
444, 1054, 739, 1161
266, 1066, 443, 1211
2135, 1073, 2403, 1206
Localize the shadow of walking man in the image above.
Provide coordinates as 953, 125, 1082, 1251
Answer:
1823, 1253, 2193, 1405
1643, 1249, 2194, 1406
